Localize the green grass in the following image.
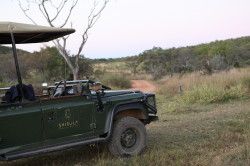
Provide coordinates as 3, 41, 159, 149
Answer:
2, 96, 250, 166
178, 83, 246, 104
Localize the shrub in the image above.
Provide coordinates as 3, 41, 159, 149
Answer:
94, 69, 105, 78
241, 77, 250, 92
178, 84, 246, 104
101, 74, 131, 89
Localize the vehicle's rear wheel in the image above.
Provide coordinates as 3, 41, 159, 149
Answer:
108, 116, 147, 157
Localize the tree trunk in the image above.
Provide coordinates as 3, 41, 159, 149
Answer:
73, 68, 79, 80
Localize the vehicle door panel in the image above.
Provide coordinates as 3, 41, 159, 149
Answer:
92, 95, 113, 136
0, 102, 42, 151
41, 96, 94, 140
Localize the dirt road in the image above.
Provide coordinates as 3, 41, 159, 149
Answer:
131, 80, 156, 92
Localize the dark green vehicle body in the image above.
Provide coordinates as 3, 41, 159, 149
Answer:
0, 22, 157, 160
0, 88, 157, 160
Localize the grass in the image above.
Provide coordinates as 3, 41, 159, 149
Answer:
101, 74, 131, 89
157, 68, 250, 96
178, 83, 246, 104
1, 96, 250, 166
155, 68, 250, 112
241, 77, 250, 92
94, 61, 130, 74
1, 68, 250, 166
157, 68, 250, 105
93, 61, 153, 81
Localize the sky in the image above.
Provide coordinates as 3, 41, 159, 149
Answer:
1, 0, 250, 59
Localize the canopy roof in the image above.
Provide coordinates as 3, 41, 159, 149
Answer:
0, 22, 75, 44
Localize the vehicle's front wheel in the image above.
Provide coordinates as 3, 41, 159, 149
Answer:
108, 116, 147, 157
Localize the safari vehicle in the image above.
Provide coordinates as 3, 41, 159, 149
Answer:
0, 22, 158, 160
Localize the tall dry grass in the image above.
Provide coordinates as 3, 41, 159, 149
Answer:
158, 68, 250, 97
94, 61, 131, 74
101, 74, 131, 89
157, 68, 250, 108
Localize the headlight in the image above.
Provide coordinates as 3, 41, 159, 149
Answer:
146, 94, 156, 108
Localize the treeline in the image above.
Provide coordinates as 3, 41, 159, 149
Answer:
0, 46, 92, 84
1, 36, 250, 84
139, 37, 250, 78
100, 36, 250, 79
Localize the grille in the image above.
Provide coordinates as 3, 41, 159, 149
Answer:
146, 95, 156, 108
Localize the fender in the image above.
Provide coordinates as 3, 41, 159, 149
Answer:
113, 102, 148, 120
103, 101, 148, 135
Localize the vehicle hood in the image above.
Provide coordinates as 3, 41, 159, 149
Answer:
103, 90, 141, 97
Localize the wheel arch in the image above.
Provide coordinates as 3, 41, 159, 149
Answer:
103, 102, 148, 138
114, 103, 148, 121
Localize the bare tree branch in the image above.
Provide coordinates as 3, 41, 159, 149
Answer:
53, 39, 74, 72
77, 0, 109, 56
59, 0, 78, 28
18, 0, 37, 25
38, 0, 54, 27
50, 0, 68, 22
17, 0, 110, 80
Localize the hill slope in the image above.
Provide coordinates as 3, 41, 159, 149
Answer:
0, 45, 30, 55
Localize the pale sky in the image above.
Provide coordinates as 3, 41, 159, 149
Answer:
1, 0, 250, 58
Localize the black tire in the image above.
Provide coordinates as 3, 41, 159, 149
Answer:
108, 116, 147, 157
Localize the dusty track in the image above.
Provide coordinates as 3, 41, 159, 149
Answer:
131, 80, 156, 93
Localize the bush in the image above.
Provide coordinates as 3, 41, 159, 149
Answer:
178, 84, 246, 104
101, 74, 131, 89
94, 69, 105, 78
241, 77, 250, 92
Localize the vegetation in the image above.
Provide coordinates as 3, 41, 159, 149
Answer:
158, 68, 250, 96
179, 84, 245, 104
95, 36, 250, 79
0, 46, 93, 86
0, 39, 250, 165
157, 68, 250, 112
1, 36, 250, 86
101, 74, 131, 89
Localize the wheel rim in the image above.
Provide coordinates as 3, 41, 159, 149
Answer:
120, 128, 137, 148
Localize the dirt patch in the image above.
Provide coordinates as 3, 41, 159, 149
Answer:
131, 80, 156, 93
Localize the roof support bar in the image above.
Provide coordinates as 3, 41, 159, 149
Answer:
9, 29, 24, 100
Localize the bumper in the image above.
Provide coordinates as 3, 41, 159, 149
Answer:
148, 115, 158, 121
146, 114, 158, 124
0, 156, 6, 161
144, 93, 158, 124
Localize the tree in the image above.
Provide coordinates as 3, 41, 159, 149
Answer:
126, 60, 139, 75
32, 47, 68, 81
18, 0, 109, 80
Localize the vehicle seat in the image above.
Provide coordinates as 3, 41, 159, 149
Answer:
2, 84, 36, 103
53, 87, 64, 97
19, 84, 36, 101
